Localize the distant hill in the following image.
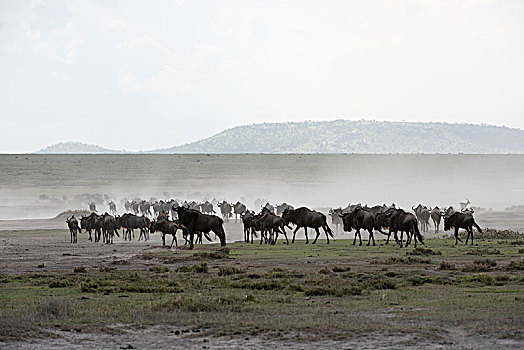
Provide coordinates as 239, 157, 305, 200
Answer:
35, 142, 126, 154
151, 120, 524, 154
35, 121, 524, 154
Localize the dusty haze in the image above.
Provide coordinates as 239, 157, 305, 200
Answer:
0, 154, 522, 220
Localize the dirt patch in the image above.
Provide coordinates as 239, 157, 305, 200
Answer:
1, 325, 522, 349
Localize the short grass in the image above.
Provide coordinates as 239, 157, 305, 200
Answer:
1, 238, 523, 341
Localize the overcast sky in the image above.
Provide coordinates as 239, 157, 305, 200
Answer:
1, 0, 523, 153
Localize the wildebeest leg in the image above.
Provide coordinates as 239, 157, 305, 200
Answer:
189, 231, 195, 249
367, 229, 375, 246
304, 227, 309, 244
405, 232, 411, 247
292, 226, 300, 243
312, 227, 321, 244
170, 233, 177, 248
271, 228, 277, 245
454, 227, 463, 245
162, 233, 166, 246
399, 231, 404, 248
465, 226, 474, 245
279, 226, 289, 245
322, 224, 331, 244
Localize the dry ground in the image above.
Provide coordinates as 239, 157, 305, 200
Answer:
1, 222, 523, 349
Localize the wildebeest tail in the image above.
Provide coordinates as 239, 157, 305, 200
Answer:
323, 216, 335, 239
413, 221, 424, 245
473, 220, 482, 233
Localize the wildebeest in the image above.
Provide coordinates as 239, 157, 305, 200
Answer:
413, 204, 431, 233
65, 215, 81, 244
218, 201, 232, 222
80, 212, 101, 242
364, 204, 388, 216
276, 203, 294, 216
117, 213, 150, 241
240, 210, 259, 243
201, 201, 216, 215
257, 207, 291, 245
107, 201, 117, 214
174, 206, 226, 250
263, 202, 275, 214
149, 219, 185, 247
233, 201, 247, 223
444, 209, 482, 245
89, 202, 97, 212
101, 212, 119, 244
139, 200, 152, 217
430, 206, 443, 233
254, 198, 267, 210
340, 206, 388, 246
282, 207, 334, 244
383, 208, 424, 248
328, 207, 343, 233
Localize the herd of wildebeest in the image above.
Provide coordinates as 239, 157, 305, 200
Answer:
64, 196, 483, 250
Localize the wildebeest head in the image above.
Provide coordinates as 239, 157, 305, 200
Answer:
281, 208, 293, 224
443, 215, 452, 231
339, 212, 352, 231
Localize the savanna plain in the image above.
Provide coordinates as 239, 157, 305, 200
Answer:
0, 154, 523, 349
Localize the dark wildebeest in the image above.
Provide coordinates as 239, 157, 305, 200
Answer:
282, 207, 334, 244
89, 202, 97, 212
218, 201, 232, 222
444, 206, 456, 216
101, 212, 119, 244
413, 204, 431, 233
201, 201, 215, 215
364, 204, 388, 216
430, 206, 443, 233
383, 208, 424, 248
107, 201, 117, 215
65, 215, 81, 244
240, 210, 259, 243
118, 213, 150, 241
375, 210, 398, 245
80, 212, 101, 242
276, 203, 294, 216
149, 219, 185, 248
328, 207, 343, 233
340, 206, 388, 246
233, 201, 247, 223
257, 207, 291, 245
444, 209, 482, 245
174, 206, 226, 250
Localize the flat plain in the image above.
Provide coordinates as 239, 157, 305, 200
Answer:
0, 154, 523, 348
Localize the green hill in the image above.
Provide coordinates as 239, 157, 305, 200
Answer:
151, 120, 524, 153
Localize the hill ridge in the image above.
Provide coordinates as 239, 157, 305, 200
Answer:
35, 120, 524, 154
